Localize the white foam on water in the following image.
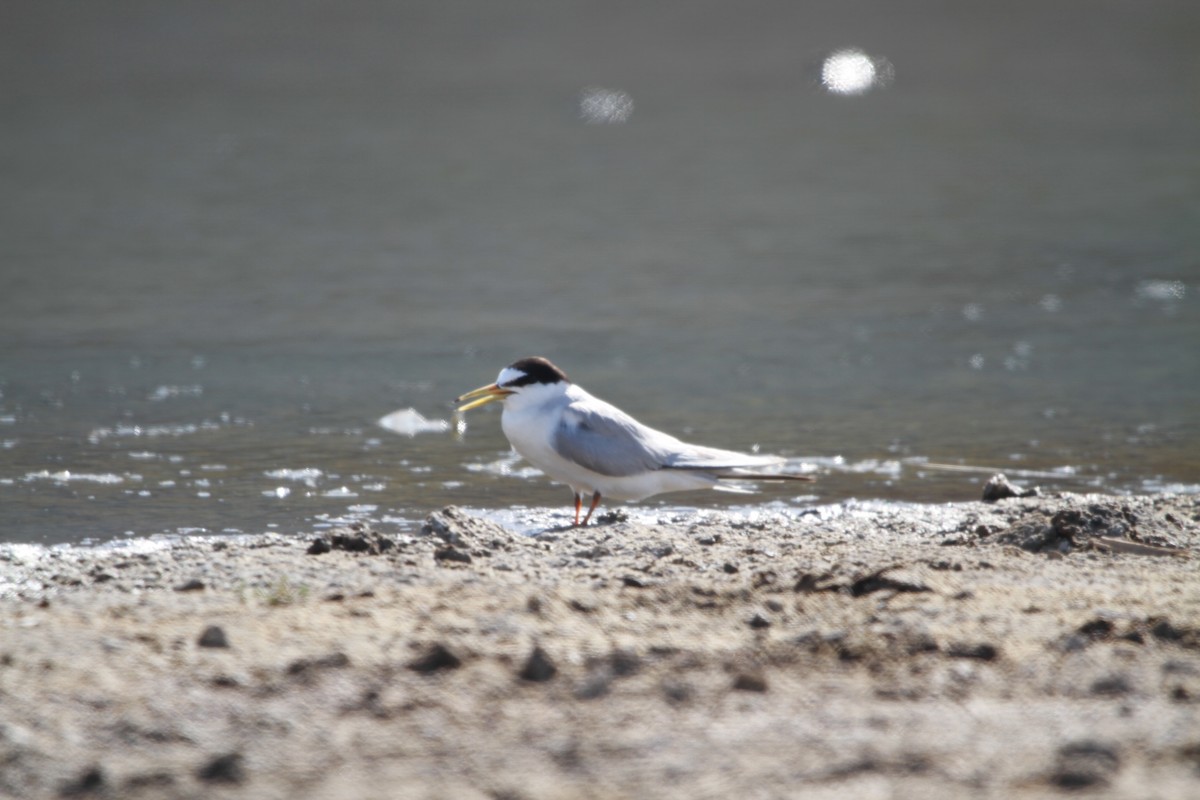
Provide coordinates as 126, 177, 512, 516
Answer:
23, 470, 125, 485
1141, 478, 1200, 494
88, 421, 221, 444
377, 408, 450, 437
264, 468, 323, 487
147, 384, 203, 402
466, 452, 544, 479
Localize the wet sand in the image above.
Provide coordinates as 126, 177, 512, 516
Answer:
2, 492, 1198, 799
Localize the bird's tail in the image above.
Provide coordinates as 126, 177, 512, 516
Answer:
714, 470, 816, 482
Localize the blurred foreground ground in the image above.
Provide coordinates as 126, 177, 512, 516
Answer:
2, 493, 1198, 799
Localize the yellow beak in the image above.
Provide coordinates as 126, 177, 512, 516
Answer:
454, 383, 513, 412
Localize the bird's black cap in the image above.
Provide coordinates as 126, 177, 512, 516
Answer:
502, 357, 569, 387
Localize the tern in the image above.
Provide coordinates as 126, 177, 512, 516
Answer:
455, 357, 813, 525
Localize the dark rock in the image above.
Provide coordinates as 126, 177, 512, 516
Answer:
620, 575, 647, 588
306, 538, 331, 555
1150, 618, 1200, 648
196, 752, 245, 784
59, 765, 105, 796
287, 652, 351, 676
722, 562, 739, 574
197, 625, 229, 649
608, 649, 640, 677
567, 598, 594, 613
732, 672, 768, 692
751, 571, 778, 589
1090, 674, 1133, 696
421, 506, 511, 548
903, 632, 941, 655
330, 530, 394, 555
982, 473, 1040, 502
519, 646, 557, 682
748, 613, 772, 629
1077, 618, 1115, 639
946, 642, 999, 661
647, 543, 675, 559
433, 546, 472, 564
574, 546, 612, 559
407, 643, 461, 673
997, 506, 1132, 554
794, 571, 840, 593
174, 579, 205, 592
124, 771, 175, 790
849, 566, 932, 597
662, 678, 694, 704
1049, 741, 1120, 789
1050, 510, 1090, 545
574, 670, 611, 699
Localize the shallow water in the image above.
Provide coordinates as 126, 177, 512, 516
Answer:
2, 1, 1198, 544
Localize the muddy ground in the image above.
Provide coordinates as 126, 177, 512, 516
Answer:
1, 492, 1198, 799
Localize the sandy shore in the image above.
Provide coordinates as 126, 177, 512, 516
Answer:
2, 492, 1198, 799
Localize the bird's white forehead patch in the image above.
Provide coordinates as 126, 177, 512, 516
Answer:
496, 366, 525, 387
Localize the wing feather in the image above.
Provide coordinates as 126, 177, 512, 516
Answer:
551, 402, 668, 477
551, 395, 797, 479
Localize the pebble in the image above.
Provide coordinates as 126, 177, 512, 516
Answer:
946, 642, 999, 661
982, 473, 1040, 502
196, 752, 245, 784
197, 625, 229, 649
407, 643, 461, 673
519, 646, 557, 682
287, 652, 350, 676
732, 673, 768, 692
433, 546, 472, 564
59, 765, 105, 796
1049, 741, 1120, 789
573, 670, 610, 699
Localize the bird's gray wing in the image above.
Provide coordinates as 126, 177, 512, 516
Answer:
551, 402, 667, 477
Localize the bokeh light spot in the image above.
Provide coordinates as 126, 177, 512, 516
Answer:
1039, 294, 1063, 312
1134, 279, 1185, 302
820, 48, 893, 96
579, 88, 634, 124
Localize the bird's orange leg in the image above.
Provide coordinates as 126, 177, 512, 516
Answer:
573, 493, 582, 526
581, 491, 602, 525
